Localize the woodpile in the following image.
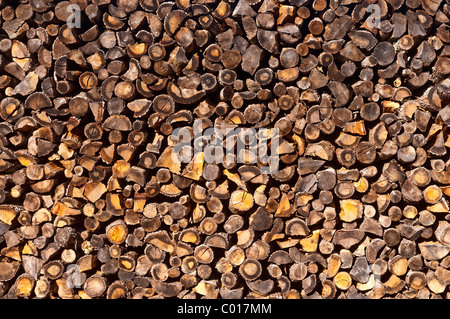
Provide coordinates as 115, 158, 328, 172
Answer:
0, 0, 449, 300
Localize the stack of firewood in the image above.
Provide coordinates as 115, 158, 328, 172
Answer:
0, 0, 450, 299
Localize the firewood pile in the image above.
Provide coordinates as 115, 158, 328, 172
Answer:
0, 0, 449, 299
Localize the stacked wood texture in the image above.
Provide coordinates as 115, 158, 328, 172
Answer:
0, 0, 449, 299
